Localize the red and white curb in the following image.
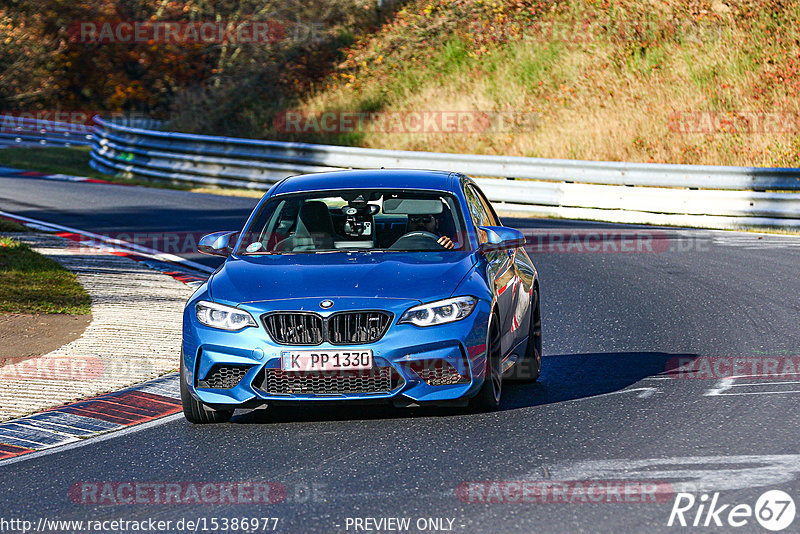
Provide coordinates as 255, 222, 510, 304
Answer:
1, 165, 212, 285
0, 211, 213, 279
0, 374, 181, 462
0, 205, 217, 461
0, 164, 115, 185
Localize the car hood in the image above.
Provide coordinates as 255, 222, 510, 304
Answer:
210, 251, 477, 305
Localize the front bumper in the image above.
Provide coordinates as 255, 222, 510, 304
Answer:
182, 296, 491, 407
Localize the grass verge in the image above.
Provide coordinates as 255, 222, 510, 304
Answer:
0, 146, 108, 180
0, 219, 30, 232
0, 146, 265, 197
0, 237, 91, 314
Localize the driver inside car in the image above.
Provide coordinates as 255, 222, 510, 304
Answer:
407, 213, 455, 249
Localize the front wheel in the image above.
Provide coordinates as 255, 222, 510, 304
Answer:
470, 315, 502, 411
180, 354, 234, 424
506, 287, 542, 383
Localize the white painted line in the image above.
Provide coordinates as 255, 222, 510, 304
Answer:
0, 433, 49, 449
39, 174, 90, 182
24, 411, 121, 432
13, 419, 96, 436
0, 423, 81, 444
705, 376, 800, 396
729, 380, 800, 387
0, 413, 185, 467
0, 210, 214, 273
588, 387, 660, 399
708, 390, 800, 396
550, 386, 662, 403
543, 454, 800, 493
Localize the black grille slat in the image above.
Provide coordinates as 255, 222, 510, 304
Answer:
306, 315, 314, 344
256, 367, 403, 395
263, 313, 324, 345
198, 364, 251, 389
263, 311, 391, 345
328, 311, 391, 345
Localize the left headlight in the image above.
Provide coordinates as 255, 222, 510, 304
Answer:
398, 296, 477, 327
195, 300, 257, 331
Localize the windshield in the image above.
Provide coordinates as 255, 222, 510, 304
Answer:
237, 189, 467, 254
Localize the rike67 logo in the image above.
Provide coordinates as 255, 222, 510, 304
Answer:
668, 490, 796, 531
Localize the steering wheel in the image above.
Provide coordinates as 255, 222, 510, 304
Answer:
390, 231, 444, 250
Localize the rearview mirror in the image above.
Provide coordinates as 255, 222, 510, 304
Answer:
198, 231, 237, 256
382, 198, 443, 215
478, 226, 526, 252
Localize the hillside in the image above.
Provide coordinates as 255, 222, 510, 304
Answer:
199, 0, 800, 167
3, 0, 799, 167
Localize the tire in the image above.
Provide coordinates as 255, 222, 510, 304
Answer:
506, 287, 542, 383
180, 354, 234, 424
470, 315, 502, 412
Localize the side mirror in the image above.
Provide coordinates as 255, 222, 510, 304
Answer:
198, 231, 238, 256
478, 226, 526, 253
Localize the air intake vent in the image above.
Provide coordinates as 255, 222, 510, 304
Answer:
256, 367, 403, 395
197, 364, 251, 389
409, 360, 468, 386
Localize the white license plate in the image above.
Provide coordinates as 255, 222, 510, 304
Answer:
280, 350, 373, 372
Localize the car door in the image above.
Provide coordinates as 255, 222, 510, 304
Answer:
463, 182, 519, 356
470, 183, 535, 350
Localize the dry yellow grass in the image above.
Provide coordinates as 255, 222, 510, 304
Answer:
287, 0, 800, 167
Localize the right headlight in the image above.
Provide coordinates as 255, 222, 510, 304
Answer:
398, 296, 477, 327
195, 300, 257, 331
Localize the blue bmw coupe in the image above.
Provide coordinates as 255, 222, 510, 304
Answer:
181, 169, 541, 423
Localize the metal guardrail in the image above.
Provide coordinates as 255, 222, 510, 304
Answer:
90, 116, 800, 229
0, 115, 94, 146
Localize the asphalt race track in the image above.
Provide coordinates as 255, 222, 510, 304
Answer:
2, 174, 800, 533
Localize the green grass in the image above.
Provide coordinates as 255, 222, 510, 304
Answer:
0, 146, 196, 190
516, 42, 562, 87
0, 146, 204, 190
0, 219, 30, 232
0, 146, 106, 180
0, 237, 91, 314
0, 146, 264, 196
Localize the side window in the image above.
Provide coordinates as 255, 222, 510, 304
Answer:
464, 184, 495, 229
472, 185, 500, 226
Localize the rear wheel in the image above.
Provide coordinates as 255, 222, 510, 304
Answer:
470, 315, 502, 411
180, 354, 234, 424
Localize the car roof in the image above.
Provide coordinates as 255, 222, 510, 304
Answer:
271, 169, 457, 196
